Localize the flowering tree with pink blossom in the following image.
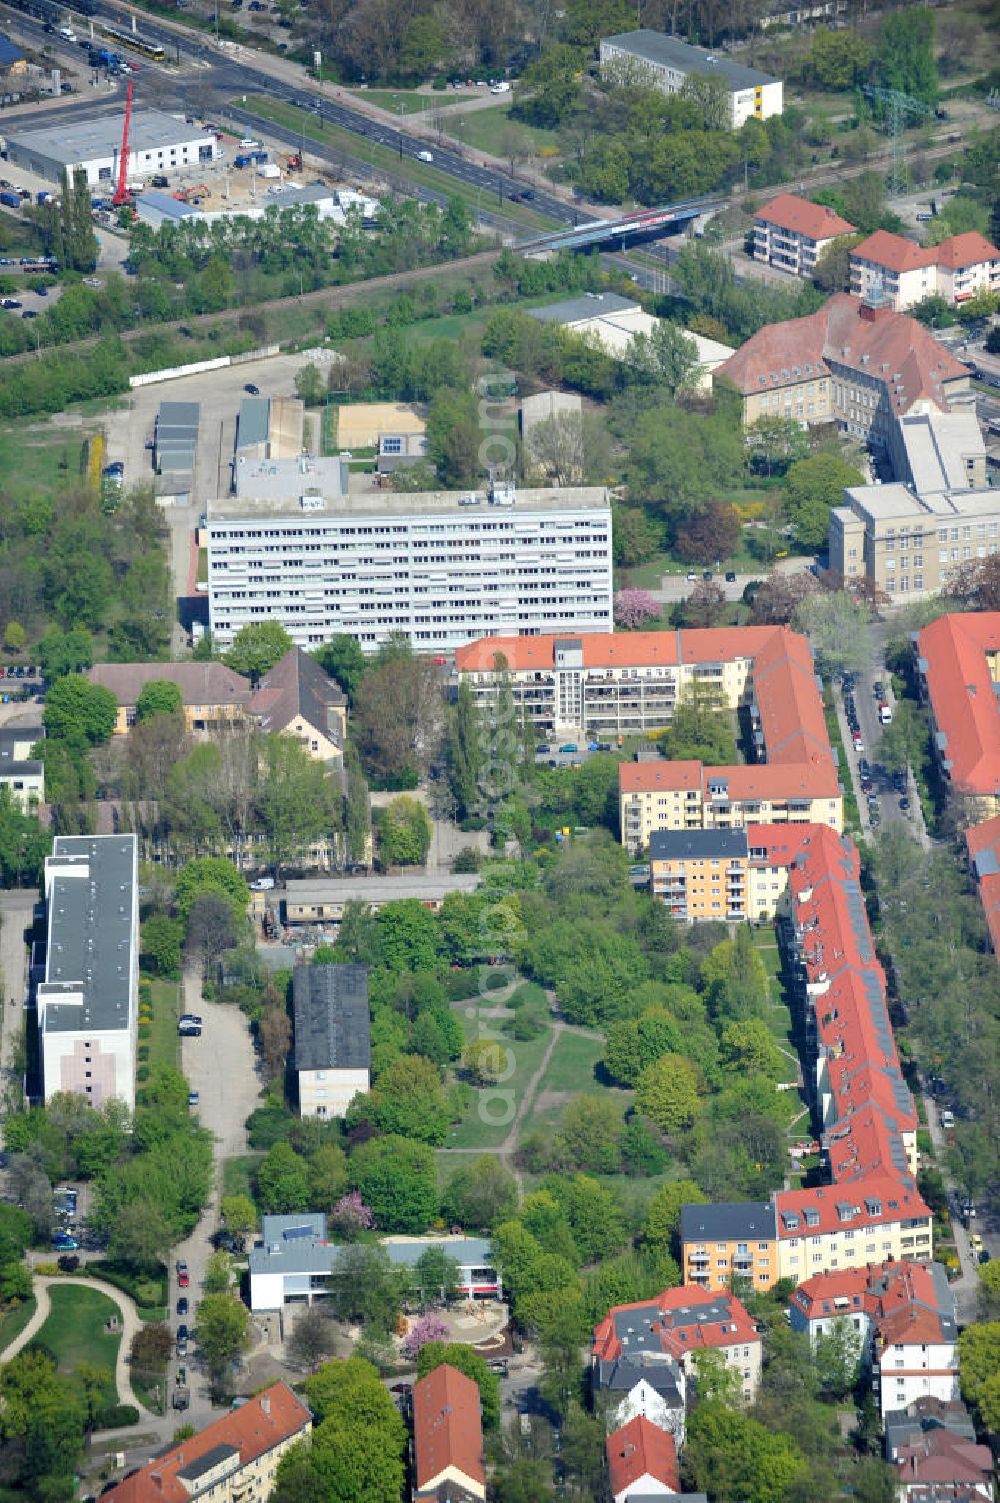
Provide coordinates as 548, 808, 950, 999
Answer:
401, 1313, 449, 1361
614, 588, 661, 630
330, 1191, 374, 1242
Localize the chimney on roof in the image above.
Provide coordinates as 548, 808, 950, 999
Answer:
261, 1395, 270, 1416
859, 300, 891, 324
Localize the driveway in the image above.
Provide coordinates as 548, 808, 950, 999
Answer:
171, 966, 262, 1426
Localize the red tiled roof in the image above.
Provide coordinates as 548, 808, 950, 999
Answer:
895, 1429, 993, 1486
592, 1286, 760, 1366
717, 293, 968, 415
918, 613, 1000, 795
791, 1260, 953, 1348
851, 230, 937, 274
102, 1384, 311, 1503
774, 1175, 930, 1240
413, 1364, 484, 1495
932, 230, 1000, 270
965, 814, 1000, 955
456, 626, 790, 673
756, 192, 857, 241
88, 661, 253, 708
620, 759, 840, 800
606, 1416, 679, 1499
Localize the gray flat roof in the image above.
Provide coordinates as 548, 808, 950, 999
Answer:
10, 109, 213, 167
292, 962, 370, 1073
249, 1224, 494, 1277
159, 401, 201, 426
680, 1200, 776, 1242
40, 835, 136, 1035
649, 828, 748, 861
603, 29, 777, 89
529, 293, 639, 325
284, 873, 482, 906
267, 185, 336, 210
208, 484, 609, 521
137, 192, 199, 220
234, 455, 347, 501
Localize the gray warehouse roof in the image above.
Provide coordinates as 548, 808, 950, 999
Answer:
40, 835, 136, 1035
529, 292, 640, 325
292, 962, 370, 1073
10, 109, 214, 168
603, 29, 777, 89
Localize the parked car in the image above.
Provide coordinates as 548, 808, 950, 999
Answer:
558, 743, 578, 754
52, 1232, 78, 1251
176, 1260, 190, 1287
243, 382, 260, 395
899, 795, 910, 812
177, 1296, 188, 1316
725, 570, 736, 583
187, 1091, 200, 1107
940, 1110, 955, 1129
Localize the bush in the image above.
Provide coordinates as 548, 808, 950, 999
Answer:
508, 982, 547, 1011
137, 1065, 150, 1083
91, 1259, 167, 1309
95, 1404, 140, 1429
246, 1102, 295, 1149
32, 1263, 60, 1278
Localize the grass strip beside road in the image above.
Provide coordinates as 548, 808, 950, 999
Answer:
0, 1296, 36, 1354
345, 88, 478, 114
235, 96, 558, 234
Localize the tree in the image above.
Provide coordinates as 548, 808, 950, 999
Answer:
557, 1096, 624, 1175
107, 1197, 172, 1270
614, 588, 661, 630
350, 1135, 438, 1233
327, 1244, 406, 1329
644, 1179, 707, 1250
613, 506, 664, 568
803, 28, 873, 89
627, 320, 702, 396
947, 551, 1000, 610
195, 1293, 251, 1389
129, 1322, 172, 1388
256, 733, 336, 875
875, 5, 938, 107
354, 653, 444, 786
0, 788, 51, 887
524, 410, 607, 486
750, 569, 819, 625
812, 232, 866, 293
256, 1140, 311, 1214
978, 1262, 1000, 1320
692, 1346, 743, 1405
361, 1053, 451, 1145
416, 1341, 501, 1430
686, 1401, 808, 1503
175, 857, 249, 922
223, 622, 293, 684
38, 626, 94, 680
185, 892, 238, 978
204, 1250, 234, 1294
682, 578, 727, 629
674, 503, 740, 566
287, 1306, 336, 1372
784, 453, 864, 551
410, 1245, 460, 1307
43, 674, 117, 747
813, 1316, 863, 1397
135, 679, 183, 722
876, 700, 926, 777
314, 636, 367, 703
219, 1194, 257, 1251
294, 1359, 407, 1503
720, 1019, 785, 1080
441, 1157, 519, 1231
635, 1055, 703, 1134
793, 590, 871, 677
447, 680, 483, 821
401, 1312, 449, 1361
957, 1323, 1000, 1431
745, 416, 810, 478
463, 1037, 511, 1087
140, 914, 183, 978
3, 621, 26, 653
515, 44, 583, 127
376, 795, 432, 867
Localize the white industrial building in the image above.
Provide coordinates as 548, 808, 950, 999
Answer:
206, 482, 612, 654
36, 835, 138, 1110
8, 109, 218, 187
600, 29, 782, 126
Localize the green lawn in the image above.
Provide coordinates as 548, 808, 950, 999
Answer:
0, 423, 92, 494
223, 1153, 263, 1200
0, 1296, 36, 1356
533, 1030, 605, 1094
445, 1022, 554, 1150
35, 1284, 121, 1405
146, 978, 180, 1074
345, 87, 477, 114
441, 101, 561, 158
238, 97, 557, 233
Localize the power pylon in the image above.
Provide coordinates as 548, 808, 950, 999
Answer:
862, 84, 935, 197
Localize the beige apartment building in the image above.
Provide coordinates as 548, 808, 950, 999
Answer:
752, 192, 857, 278
622, 760, 843, 854
850, 230, 1000, 312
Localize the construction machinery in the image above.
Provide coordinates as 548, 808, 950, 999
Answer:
113, 79, 134, 207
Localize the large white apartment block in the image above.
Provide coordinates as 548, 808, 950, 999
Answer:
36, 835, 139, 1110
206, 484, 612, 654
850, 230, 1000, 312
600, 29, 782, 126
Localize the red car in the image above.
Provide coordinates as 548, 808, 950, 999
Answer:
176, 1259, 190, 1288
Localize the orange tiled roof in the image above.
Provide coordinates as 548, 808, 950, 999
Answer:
851, 230, 937, 274
756, 192, 857, 241
413, 1363, 484, 1495
717, 293, 968, 415
455, 626, 791, 673
774, 1175, 930, 1240
932, 230, 1000, 269
918, 612, 1000, 795
791, 1260, 953, 1349
102, 1384, 311, 1503
606, 1416, 679, 1499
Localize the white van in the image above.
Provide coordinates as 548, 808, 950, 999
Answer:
417, 150, 433, 162
879, 703, 893, 724
490, 80, 511, 94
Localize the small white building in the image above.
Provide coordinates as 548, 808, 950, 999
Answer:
36, 835, 138, 1110
611, 1378, 686, 1446
600, 29, 782, 127
789, 1260, 959, 1418
292, 962, 369, 1118
0, 724, 44, 809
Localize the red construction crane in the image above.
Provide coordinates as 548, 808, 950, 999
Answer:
113, 79, 134, 207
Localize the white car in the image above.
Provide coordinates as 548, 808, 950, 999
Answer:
417, 150, 433, 163
489, 81, 511, 94
239, 137, 261, 151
